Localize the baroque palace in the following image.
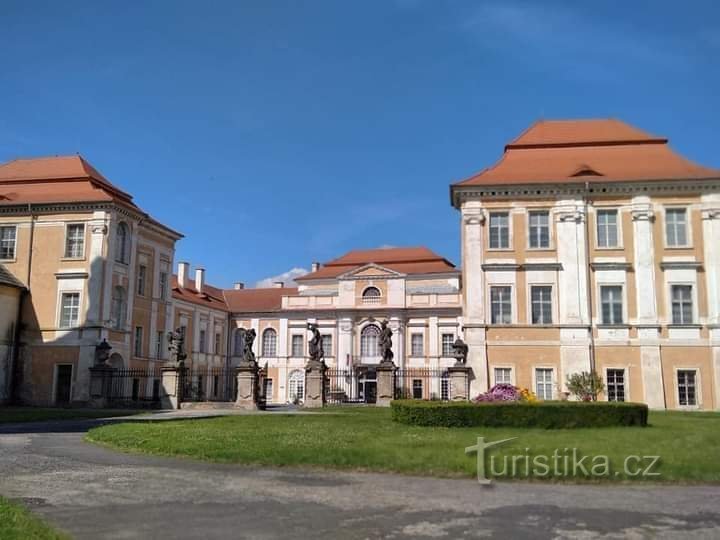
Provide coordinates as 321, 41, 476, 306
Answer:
0, 119, 718, 410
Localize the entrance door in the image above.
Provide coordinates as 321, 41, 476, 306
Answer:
357, 370, 377, 404
55, 365, 73, 404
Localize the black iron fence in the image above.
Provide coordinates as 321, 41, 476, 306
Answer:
91, 368, 162, 407
180, 367, 237, 402
394, 368, 450, 401
326, 368, 375, 404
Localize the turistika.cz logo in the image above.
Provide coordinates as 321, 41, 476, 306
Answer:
465, 436, 661, 484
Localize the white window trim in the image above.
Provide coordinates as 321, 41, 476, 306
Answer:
663, 206, 693, 249
533, 366, 556, 400
594, 207, 623, 250
440, 332, 456, 358
491, 365, 516, 386
487, 210, 513, 251
62, 222, 87, 260
604, 366, 629, 402
527, 283, 555, 325
488, 284, 515, 325
674, 367, 701, 409
261, 327, 278, 358
597, 283, 628, 326
134, 326, 144, 357
291, 333, 305, 358
526, 209, 553, 250
409, 331, 425, 357
667, 282, 699, 326
0, 224, 18, 262
56, 289, 83, 330
52, 363, 74, 405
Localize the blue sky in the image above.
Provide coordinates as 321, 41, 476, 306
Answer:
1, 0, 718, 288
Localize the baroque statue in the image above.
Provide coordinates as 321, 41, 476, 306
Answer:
307, 323, 324, 363
452, 337, 469, 365
379, 320, 394, 365
238, 328, 257, 365
167, 328, 187, 366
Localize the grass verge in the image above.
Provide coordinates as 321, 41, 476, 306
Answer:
0, 407, 142, 424
86, 407, 720, 483
0, 496, 69, 540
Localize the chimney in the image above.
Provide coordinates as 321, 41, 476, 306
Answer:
311, 262, 320, 272
234, 282, 245, 290
177, 261, 190, 288
273, 281, 284, 288
195, 267, 205, 294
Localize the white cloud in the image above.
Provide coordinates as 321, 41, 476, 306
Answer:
255, 267, 309, 288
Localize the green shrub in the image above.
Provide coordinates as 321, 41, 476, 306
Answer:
391, 400, 648, 429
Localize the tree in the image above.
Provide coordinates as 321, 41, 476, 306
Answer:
566, 371, 605, 402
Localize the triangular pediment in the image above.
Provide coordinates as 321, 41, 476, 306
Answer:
338, 263, 404, 280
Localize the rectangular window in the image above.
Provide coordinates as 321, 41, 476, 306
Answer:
535, 368, 553, 400
137, 265, 147, 296
606, 369, 625, 402
528, 211, 550, 248
530, 285, 553, 324
600, 285, 623, 325
64, 224, 85, 258
677, 370, 697, 406
410, 333, 424, 356
134, 326, 143, 357
156, 331, 163, 359
59, 292, 80, 328
0, 226, 17, 260
665, 208, 688, 247
159, 271, 168, 300
494, 367, 512, 385
321, 334, 332, 356
441, 333, 454, 356
596, 209, 619, 248
490, 286, 512, 324
199, 329, 206, 353
489, 212, 510, 249
292, 335, 304, 357
412, 379, 423, 399
215, 332, 222, 354
671, 285, 693, 325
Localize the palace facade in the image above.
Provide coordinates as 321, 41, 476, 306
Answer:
1, 118, 718, 409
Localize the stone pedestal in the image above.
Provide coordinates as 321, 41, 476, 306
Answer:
448, 365, 472, 401
160, 366, 183, 410
375, 361, 397, 407
88, 365, 115, 408
235, 362, 259, 410
303, 360, 327, 408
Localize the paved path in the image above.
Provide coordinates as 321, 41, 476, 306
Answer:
1, 412, 719, 539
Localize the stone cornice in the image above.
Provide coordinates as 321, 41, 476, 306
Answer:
590, 262, 633, 271
659, 261, 703, 270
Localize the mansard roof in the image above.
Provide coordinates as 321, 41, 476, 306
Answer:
454, 119, 720, 189
296, 246, 458, 281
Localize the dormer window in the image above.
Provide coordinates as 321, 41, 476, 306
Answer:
362, 286, 381, 305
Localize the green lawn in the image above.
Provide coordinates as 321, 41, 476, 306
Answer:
0, 407, 141, 425
0, 496, 69, 540
86, 407, 720, 483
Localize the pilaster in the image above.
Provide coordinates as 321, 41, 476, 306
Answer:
631, 198, 659, 323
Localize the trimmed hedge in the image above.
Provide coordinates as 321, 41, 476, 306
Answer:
391, 400, 648, 429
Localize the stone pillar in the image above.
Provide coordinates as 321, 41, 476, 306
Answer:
389, 317, 404, 369
448, 365, 472, 401
160, 366, 182, 410
375, 362, 396, 406
88, 365, 114, 408
337, 317, 353, 369
235, 363, 259, 410
303, 360, 327, 408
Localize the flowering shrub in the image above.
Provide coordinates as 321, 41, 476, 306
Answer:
473, 383, 538, 403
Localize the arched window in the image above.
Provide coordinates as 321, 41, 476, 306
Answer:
362, 286, 381, 305
262, 328, 277, 357
233, 328, 245, 356
111, 286, 127, 329
360, 324, 380, 357
288, 370, 304, 403
115, 222, 130, 264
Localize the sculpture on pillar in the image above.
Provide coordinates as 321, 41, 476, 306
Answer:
238, 328, 257, 366
452, 337, 469, 366
307, 323, 324, 364
379, 320, 394, 365
167, 328, 187, 366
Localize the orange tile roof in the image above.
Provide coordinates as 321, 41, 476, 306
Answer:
171, 275, 229, 311
296, 246, 458, 281
223, 286, 299, 312
455, 119, 720, 188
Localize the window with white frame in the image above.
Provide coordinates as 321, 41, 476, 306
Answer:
410, 333, 424, 356
412, 379, 423, 399
490, 286, 512, 324
64, 224, 85, 258
321, 334, 332, 356
262, 328, 277, 357
159, 268, 169, 300
199, 329, 206, 353
288, 370, 304, 402
596, 209, 619, 248
530, 285, 552, 324
59, 292, 80, 328
600, 285, 623, 325
671, 285, 693, 325
494, 367, 512, 385
136, 265, 147, 296
111, 286, 127, 329
441, 333, 454, 356
215, 332, 221, 354
115, 222, 130, 263
291, 334, 304, 357
489, 212, 510, 249
156, 331, 163, 359
677, 369, 697, 406
134, 326, 143, 357
535, 368, 553, 400
528, 210, 550, 248
360, 325, 380, 357
0, 226, 17, 260
606, 369, 625, 402
665, 208, 688, 247
362, 286, 381, 305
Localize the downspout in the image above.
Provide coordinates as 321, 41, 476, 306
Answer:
583, 183, 597, 377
